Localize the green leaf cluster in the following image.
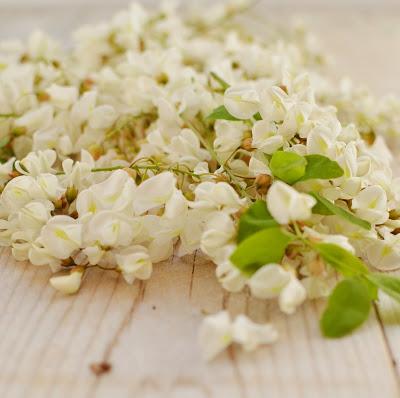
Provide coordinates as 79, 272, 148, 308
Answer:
269, 151, 344, 184
231, 202, 400, 339
315, 243, 400, 338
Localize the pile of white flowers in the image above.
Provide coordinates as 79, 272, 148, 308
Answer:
1, 1, 400, 360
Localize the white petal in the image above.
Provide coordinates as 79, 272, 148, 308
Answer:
133, 172, 176, 215
224, 84, 260, 120
248, 264, 291, 299
279, 274, 307, 314
49, 268, 84, 295
232, 315, 278, 351
198, 311, 233, 361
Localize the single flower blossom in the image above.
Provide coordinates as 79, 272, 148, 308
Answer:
267, 181, 316, 225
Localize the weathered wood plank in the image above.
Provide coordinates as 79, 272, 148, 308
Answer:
1, 250, 396, 397
376, 283, 400, 377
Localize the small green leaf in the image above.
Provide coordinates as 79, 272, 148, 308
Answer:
206, 105, 241, 121
314, 243, 369, 277
210, 72, 230, 90
270, 151, 307, 185
311, 199, 333, 215
237, 200, 278, 242
300, 154, 344, 181
366, 273, 400, 303
253, 112, 262, 121
230, 227, 294, 276
321, 277, 372, 338
311, 192, 371, 230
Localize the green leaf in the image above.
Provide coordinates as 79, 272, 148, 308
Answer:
269, 151, 307, 185
360, 276, 379, 301
366, 273, 400, 303
237, 200, 278, 242
210, 72, 230, 90
320, 277, 372, 338
311, 192, 371, 230
230, 227, 294, 276
300, 154, 344, 181
314, 243, 369, 277
253, 112, 262, 121
206, 105, 241, 121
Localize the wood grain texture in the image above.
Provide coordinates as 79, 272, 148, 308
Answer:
1, 3, 400, 397
0, 250, 400, 398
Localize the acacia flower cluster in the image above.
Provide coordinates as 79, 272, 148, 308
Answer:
1, 1, 400, 360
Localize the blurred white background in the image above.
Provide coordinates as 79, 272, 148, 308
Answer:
2, 0, 400, 5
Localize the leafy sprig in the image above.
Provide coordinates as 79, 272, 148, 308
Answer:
230, 200, 400, 338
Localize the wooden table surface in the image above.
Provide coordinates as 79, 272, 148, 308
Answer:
1, 2, 400, 397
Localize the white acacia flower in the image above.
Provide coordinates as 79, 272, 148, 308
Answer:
279, 273, 307, 314
88, 105, 118, 130
46, 84, 79, 110
84, 210, 141, 247
49, 267, 84, 295
214, 120, 247, 154
14, 105, 53, 134
38, 215, 82, 260
82, 245, 105, 265
27, 30, 60, 60
352, 185, 389, 225
366, 232, 400, 271
267, 181, 316, 225
166, 128, 211, 167
132, 172, 176, 215
335, 141, 358, 179
216, 260, 246, 293
199, 311, 233, 361
279, 102, 313, 139
247, 264, 291, 299
176, 209, 204, 256
248, 153, 271, 176
61, 150, 95, 190
303, 227, 355, 253
36, 173, 65, 201
191, 181, 246, 214
15, 149, 57, 176
200, 212, 236, 262
259, 86, 287, 122
1, 175, 46, 213
224, 84, 260, 119
115, 245, 152, 284
14, 199, 54, 239
70, 91, 97, 126
76, 169, 136, 217
232, 314, 279, 352
199, 311, 278, 360
306, 125, 335, 155
252, 120, 284, 154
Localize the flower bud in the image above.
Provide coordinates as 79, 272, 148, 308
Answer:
241, 137, 253, 151
66, 185, 78, 203
255, 174, 272, 195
